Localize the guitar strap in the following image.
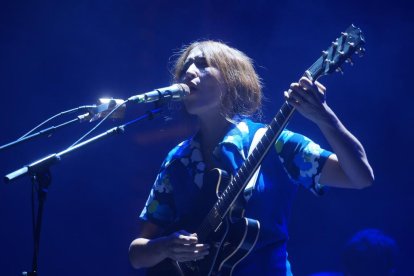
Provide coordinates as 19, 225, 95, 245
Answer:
244, 127, 267, 201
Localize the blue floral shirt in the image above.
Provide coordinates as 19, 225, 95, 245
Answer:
139, 119, 332, 274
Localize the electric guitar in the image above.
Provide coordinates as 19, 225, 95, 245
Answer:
148, 24, 366, 276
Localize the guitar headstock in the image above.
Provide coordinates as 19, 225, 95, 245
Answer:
306, 24, 365, 81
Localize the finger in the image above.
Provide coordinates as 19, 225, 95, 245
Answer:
194, 244, 210, 256
171, 244, 197, 254
171, 245, 210, 261
284, 91, 301, 108
298, 78, 317, 94
299, 76, 313, 87
284, 90, 297, 103
298, 78, 326, 103
290, 82, 313, 101
286, 85, 308, 102
174, 230, 198, 244
314, 80, 326, 92
195, 243, 210, 256
299, 77, 326, 94
177, 234, 198, 243
173, 243, 210, 253
175, 252, 208, 262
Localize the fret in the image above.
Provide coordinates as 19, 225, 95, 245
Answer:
275, 113, 285, 125
280, 109, 292, 121
249, 153, 260, 166
279, 105, 286, 118
243, 158, 254, 174
220, 195, 229, 209
212, 206, 221, 219
218, 197, 226, 211
233, 174, 240, 185
276, 112, 285, 124
250, 145, 260, 157
237, 166, 253, 182
237, 166, 246, 180
261, 132, 271, 144
247, 151, 258, 170
228, 184, 237, 197
256, 140, 266, 153
269, 120, 279, 132
222, 194, 232, 209
219, 197, 229, 214
207, 212, 220, 228
216, 202, 225, 217
224, 185, 234, 199
276, 111, 286, 122
266, 127, 276, 141
282, 102, 293, 113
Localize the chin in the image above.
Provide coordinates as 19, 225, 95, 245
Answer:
184, 99, 222, 117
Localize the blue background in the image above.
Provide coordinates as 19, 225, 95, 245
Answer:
0, 0, 412, 275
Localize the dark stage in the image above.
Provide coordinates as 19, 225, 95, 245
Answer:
0, 0, 412, 275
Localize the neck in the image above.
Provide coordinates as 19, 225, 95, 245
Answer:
197, 112, 231, 153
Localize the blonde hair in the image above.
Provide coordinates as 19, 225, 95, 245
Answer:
172, 41, 263, 120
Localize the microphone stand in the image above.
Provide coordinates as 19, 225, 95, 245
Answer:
4, 107, 163, 276
0, 113, 91, 152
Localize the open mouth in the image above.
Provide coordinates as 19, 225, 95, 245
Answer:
190, 87, 197, 94
185, 82, 197, 94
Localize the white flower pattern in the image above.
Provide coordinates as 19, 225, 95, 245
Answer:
299, 142, 322, 178
154, 173, 173, 193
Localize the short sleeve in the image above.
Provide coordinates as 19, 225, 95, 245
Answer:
274, 130, 333, 194
139, 161, 176, 228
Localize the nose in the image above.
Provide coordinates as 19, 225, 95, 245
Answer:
183, 63, 198, 81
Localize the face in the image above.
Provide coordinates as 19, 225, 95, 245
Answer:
179, 47, 226, 118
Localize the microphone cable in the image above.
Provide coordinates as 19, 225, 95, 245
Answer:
16, 105, 95, 141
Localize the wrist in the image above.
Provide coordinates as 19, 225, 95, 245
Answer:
150, 236, 169, 260
314, 104, 339, 130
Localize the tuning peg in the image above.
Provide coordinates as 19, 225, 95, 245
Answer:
347, 42, 355, 47
345, 58, 354, 66
322, 50, 328, 57
341, 32, 349, 38
355, 47, 366, 57
336, 67, 344, 75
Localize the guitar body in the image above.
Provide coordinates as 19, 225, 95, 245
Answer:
215, 216, 260, 275
147, 169, 260, 276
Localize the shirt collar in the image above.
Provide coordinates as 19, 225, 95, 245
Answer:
166, 118, 255, 164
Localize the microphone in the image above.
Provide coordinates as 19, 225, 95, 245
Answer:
128, 83, 190, 103
85, 98, 126, 122
80, 83, 190, 122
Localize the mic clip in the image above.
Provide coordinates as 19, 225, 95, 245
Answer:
87, 98, 126, 122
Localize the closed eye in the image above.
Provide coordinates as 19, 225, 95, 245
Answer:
194, 57, 208, 68
180, 57, 209, 78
